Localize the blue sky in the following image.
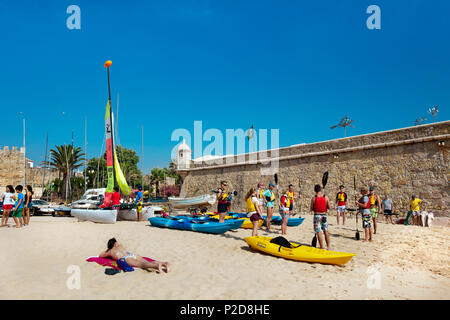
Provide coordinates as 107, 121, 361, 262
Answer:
0, 0, 448, 173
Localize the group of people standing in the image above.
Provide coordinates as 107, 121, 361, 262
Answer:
217, 180, 430, 251
216, 181, 298, 237
1, 185, 33, 228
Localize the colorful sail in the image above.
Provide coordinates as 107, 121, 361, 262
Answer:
110, 105, 132, 196
103, 98, 132, 206
114, 151, 132, 196
104, 101, 115, 194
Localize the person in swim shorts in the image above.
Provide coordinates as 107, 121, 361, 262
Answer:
356, 187, 372, 242
310, 184, 331, 250
1, 185, 15, 227
280, 189, 291, 235
409, 195, 423, 226
256, 182, 266, 208
263, 183, 276, 231
335, 185, 348, 225
135, 185, 143, 221
287, 184, 296, 216
12, 185, 24, 228
99, 238, 170, 273
368, 186, 381, 234
216, 181, 229, 223
245, 188, 263, 236
382, 194, 394, 224
111, 187, 121, 215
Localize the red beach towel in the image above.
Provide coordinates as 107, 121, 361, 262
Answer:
86, 256, 155, 270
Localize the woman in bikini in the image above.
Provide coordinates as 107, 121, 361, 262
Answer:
99, 238, 171, 273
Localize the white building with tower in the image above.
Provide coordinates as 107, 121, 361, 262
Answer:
176, 139, 192, 170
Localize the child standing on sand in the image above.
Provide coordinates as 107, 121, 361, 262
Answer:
280, 190, 290, 235
356, 187, 372, 242
1, 185, 15, 227
11, 185, 24, 228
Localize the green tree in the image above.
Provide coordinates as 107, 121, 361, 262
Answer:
41, 144, 85, 201
84, 146, 142, 189
148, 167, 165, 196
86, 157, 106, 189
114, 146, 142, 187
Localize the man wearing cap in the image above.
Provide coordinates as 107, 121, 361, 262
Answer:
368, 186, 382, 234
262, 183, 276, 231
335, 185, 348, 225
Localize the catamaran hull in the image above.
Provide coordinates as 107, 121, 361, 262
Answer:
117, 206, 163, 221
71, 209, 117, 224
168, 194, 216, 209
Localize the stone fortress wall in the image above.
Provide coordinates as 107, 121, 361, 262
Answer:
0, 146, 58, 196
177, 121, 450, 217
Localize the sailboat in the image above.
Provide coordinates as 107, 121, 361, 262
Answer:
71, 60, 156, 223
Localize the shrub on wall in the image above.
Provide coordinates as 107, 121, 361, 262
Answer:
160, 185, 180, 197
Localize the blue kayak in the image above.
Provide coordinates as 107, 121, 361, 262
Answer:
261, 215, 305, 227
173, 215, 245, 230
228, 212, 247, 218
148, 217, 234, 234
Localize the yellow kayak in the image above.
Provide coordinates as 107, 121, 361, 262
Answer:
207, 213, 263, 229
244, 236, 356, 266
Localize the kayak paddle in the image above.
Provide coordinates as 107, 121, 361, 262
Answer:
354, 176, 360, 240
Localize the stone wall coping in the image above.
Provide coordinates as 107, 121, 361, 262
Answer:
178, 133, 450, 172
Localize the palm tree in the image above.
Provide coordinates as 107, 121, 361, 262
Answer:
149, 168, 166, 196
41, 144, 85, 201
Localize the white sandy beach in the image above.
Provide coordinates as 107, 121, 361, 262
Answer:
0, 214, 449, 300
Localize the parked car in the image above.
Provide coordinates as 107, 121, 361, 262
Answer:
30, 199, 57, 216
70, 188, 105, 210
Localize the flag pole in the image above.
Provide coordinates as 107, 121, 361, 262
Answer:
105, 60, 117, 188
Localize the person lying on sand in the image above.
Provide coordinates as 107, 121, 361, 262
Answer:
99, 238, 170, 273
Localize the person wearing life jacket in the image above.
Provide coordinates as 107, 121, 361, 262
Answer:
356, 187, 372, 242
280, 190, 291, 235
287, 184, 296, 216
256, 182, 266, 209
135, 185, 144, 222
335, 185, 348, 226
409, 195, 423, 226
310, 184, 331, 250
262, 183, 276, 231
245, 188, 263, 236
368, 186, 382, 234
111, 187, 121, 215
216, 181, 229, 223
